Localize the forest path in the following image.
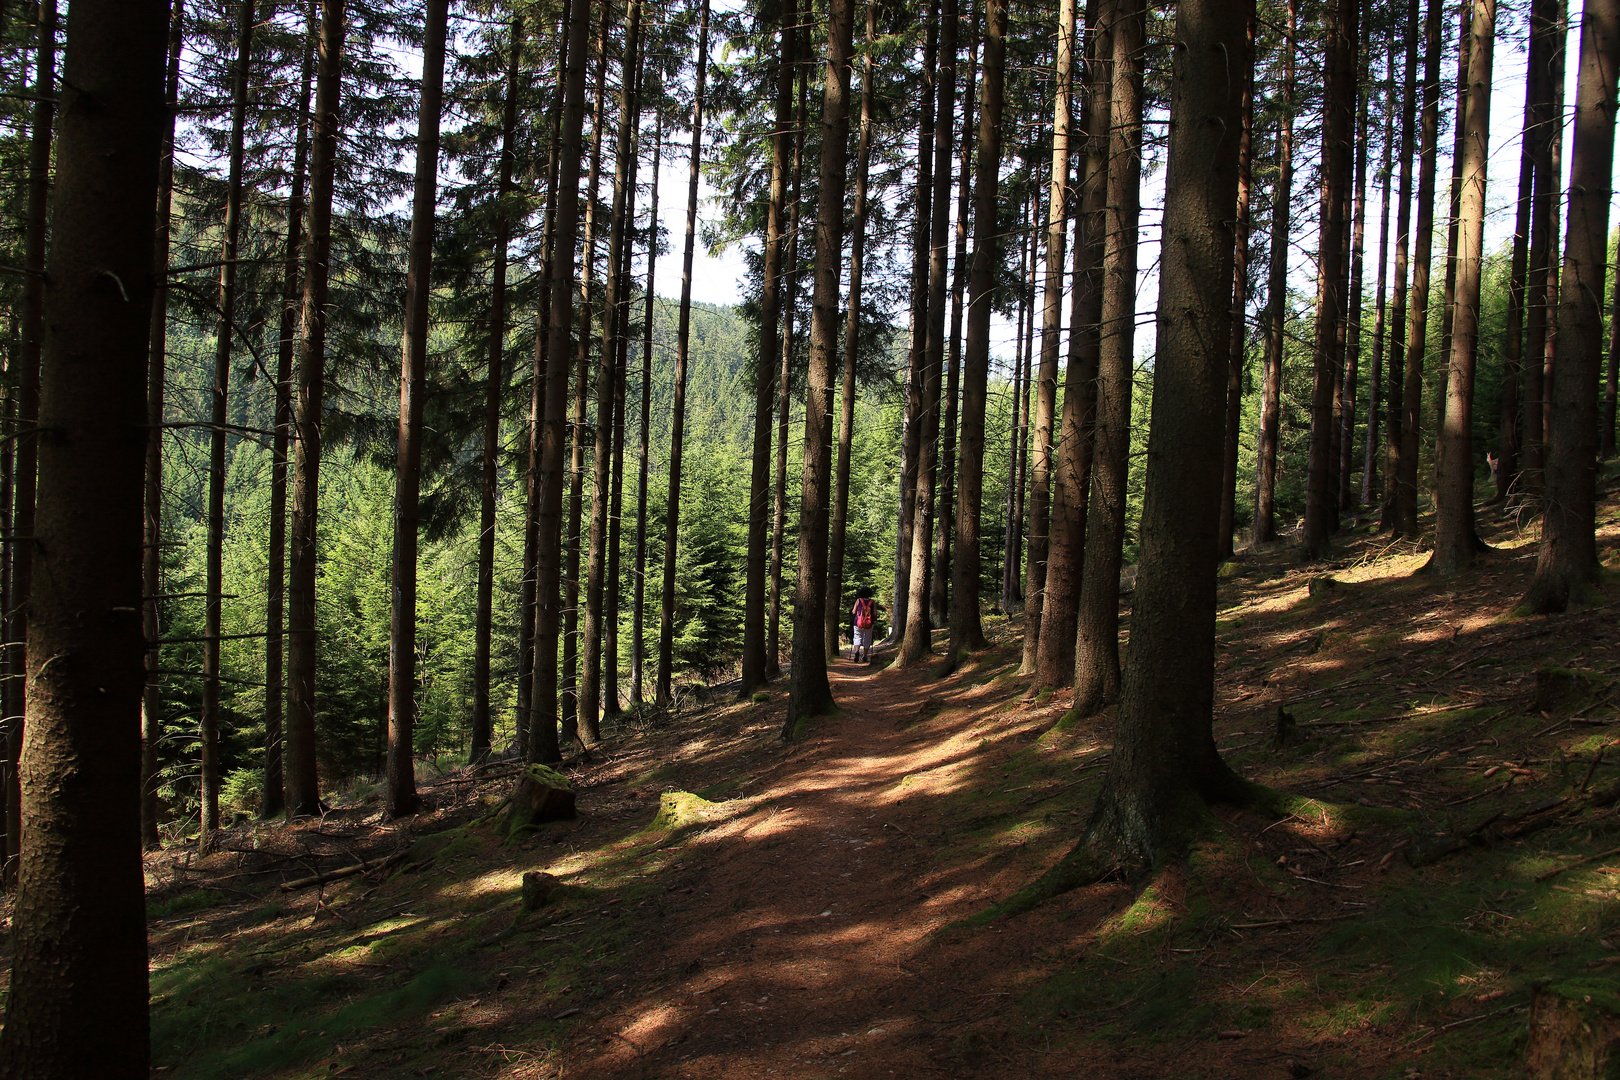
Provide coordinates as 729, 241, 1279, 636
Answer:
557, 644, 1089, 1080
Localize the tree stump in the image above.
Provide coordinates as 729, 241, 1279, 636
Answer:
520, 871, 560, 912
1527, 979, 1620, 1080
498, 764, 576, 840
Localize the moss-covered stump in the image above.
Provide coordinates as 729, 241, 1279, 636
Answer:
1527, 978, 1620, 1080
643, 791, 717, 836
497, 764, 576, 840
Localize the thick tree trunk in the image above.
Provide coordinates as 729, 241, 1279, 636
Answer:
1524, 0, 1563, 498
1435, 2, 1471, 455
1252, 0, 1294, 545
783, 0, 855, 735
1072, 0, 1143, 714
631, 118, 662, 706
1035, 0, 1110, 687
891, 16, 939, 647
1218, 11, 1254, 556
145, 0, 186, 843
1392, 0, 1444, 539
1523, 0, 1619, 612
1302, 0, 1358, 558
742, 0, 794, 693
825, 5, 875, 661
385, 0, 449, 818
0, 1, 166, 1073
946, 0, 1009, 669
899, 0, 959, 666
1429, 0, 1495, 575
581, 0, 643, 743
286, 0, 347, 816
1338, 66, 1368, 513
1362, 50, 1395, 506
472, 14, 524, 763
654, 0, 709, 707
1089, 0, 1255, 865
1381, 1, 1419, 530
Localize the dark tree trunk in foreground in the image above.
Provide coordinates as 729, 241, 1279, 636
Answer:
1072, 0, 1143, 714
145, 0, 185, 843
742, 0, 794, 693
1523, 0, 1619, 612
472, 15, 525, 761
899, 0, 959, 666
1381, 2, 1418, 529
1362, 50, 1394, 506
1218, 10, 1254, 556
655, 0, 709, 708
631, 119, 662, 706
385, 0, 449, 818
1035, 0, 1110, 686
286, 0, 347, 816
0, 1, 166, 1073
201, 0, 256, 844
1252, 0, 1294, 544
825, 5, 875, 660
784, 0, 854, 735
1302, 0, 1358, 558
1523, 0, 1563, 498
6, 0, 57, 882
1392, 0, 1444, 538
946, 0, 1009, 669
1088, 0, 1255, 865
1429, 0, 1495, 575
1022, 0, 1076, 666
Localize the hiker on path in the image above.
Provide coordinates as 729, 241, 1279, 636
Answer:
851, 586, 877, 663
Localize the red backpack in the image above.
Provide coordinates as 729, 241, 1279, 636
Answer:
853, 597, 873, 628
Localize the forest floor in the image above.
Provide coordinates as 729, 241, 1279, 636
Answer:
22, 484, 1620, 1080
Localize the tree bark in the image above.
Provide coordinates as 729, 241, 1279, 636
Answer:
144, 0, 186, 843
825, 4, 875, 661
1218, 10, 1255, 555
945, 0, 1009, 670
1088, 0, 1255, 865
1252, 0, 1294, 545
1524, 0, 1563, 498
631, 117, 662, 705
1429, 0, 1495, 575
783, 0, 854, 735
1381, 0, 1419, 529
471, 13, 525, 763
0, 1, 166, 1072
1496, 42, 1535, 501
1523, 0, 1619, 612
1435, 1, 1472, 460
1338, 57, 1368, 513
769, 64, 808, 682
1072, 0, 1143, 714
654, 0, 709, 708
1362, 48, 1395, 506
286, 0, 347, 816
1392, 0, 1444, 539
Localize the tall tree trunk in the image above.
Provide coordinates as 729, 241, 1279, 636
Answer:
1302, 0, 1358, 558
1429, 0, 1495, 574
1218, 9, 1255, 555
472, 14, 525, 763
1362, 48, 1395, 506
582, 0, 643, 743
1252, 0, 1294, 544
933, 15, 979, 630
1523, 0, 1562, 498
200, 0, 256, 845
286, 0, 347, 814
654, 0, 709, 707
1338, 59, 1368, 513
741, 0, 794, 694
6, 0, 56, 884
1496, 36, 1535, 501
1035, 0, 1110, 686
0, 0, 166, 1072
1392, 0, 1444, 538
769, 64, 807, 682
890, 15, 939, 647
1523, 0, 1619, 611
1381, 1, 1419, 529
945, 0, 1009, 669
385, 0, 449, 818
1087, 0, 1255, 865
564, 13, 611, 747
825, 3, 875, 660
1023, 0, 1075, 663
631, 117, 662, 706
1436, 0, 1472, 445
899, 0, 959, 666
145, 0, 186, 844
1000, 202, 1034, 614
783, 0, 854, 734
1072, 0, 1143, 714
